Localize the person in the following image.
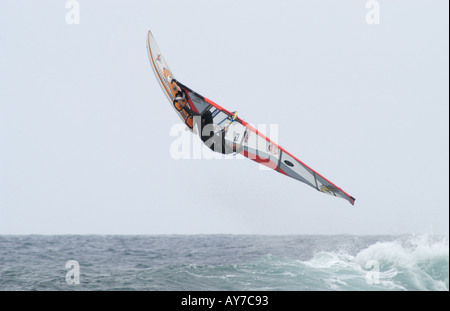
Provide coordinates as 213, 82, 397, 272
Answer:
200, 110, 244, 154
172, 86, 196, 129
172, 81, 242, 154
200, 110, 226, 153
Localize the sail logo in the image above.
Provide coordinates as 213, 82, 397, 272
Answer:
321, 185, 338, 195
267, 143, 279, 155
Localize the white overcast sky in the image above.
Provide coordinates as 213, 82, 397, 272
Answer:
0, 0, 448, 235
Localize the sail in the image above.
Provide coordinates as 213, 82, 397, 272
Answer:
147, 30, 355, 205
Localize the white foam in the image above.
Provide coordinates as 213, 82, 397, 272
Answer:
296, 234, 449, 291
354, 234, 449, 290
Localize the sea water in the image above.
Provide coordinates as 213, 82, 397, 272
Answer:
0, 234, 448, 291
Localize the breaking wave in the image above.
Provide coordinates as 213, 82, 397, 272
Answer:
171, 234, 449, 291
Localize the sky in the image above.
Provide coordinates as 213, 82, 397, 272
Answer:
0, 0, 448, 235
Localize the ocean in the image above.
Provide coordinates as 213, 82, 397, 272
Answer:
0, 234, 448, 291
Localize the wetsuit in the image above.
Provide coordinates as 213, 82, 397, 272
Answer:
200, 110, 229, 154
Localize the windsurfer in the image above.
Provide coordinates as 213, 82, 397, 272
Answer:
172, 83, 242, 155
199, 110, 238, 154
